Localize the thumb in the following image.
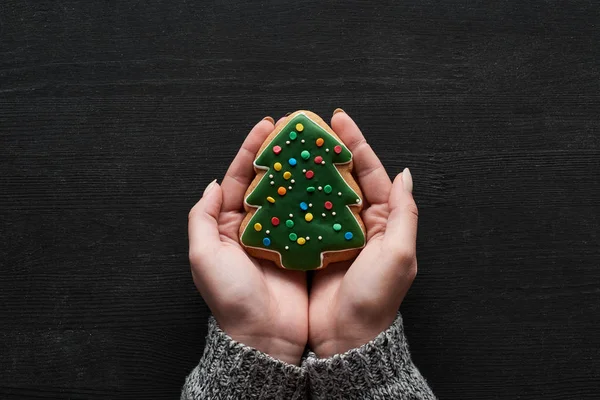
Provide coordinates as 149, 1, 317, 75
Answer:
188, 179, 223, 261
384, 169, 419, 267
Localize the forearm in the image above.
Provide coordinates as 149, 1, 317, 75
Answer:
304, 313, 436, 400
181, 317, 307, 400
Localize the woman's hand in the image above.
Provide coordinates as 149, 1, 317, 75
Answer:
188, 118, 308, 366
308, 111, 419, 358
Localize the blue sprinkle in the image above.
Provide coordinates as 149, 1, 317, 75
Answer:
300, 202, 308, 211
288, 157, 297, 166
263, 237, 271, 246
344, 232, 353, 240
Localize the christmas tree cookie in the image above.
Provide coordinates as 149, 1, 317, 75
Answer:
239, 110, 366, 271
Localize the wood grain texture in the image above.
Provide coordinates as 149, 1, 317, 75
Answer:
0, 0, 598, 398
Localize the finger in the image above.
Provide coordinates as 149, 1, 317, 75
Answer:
330, 111, 392, 205
384, 170, 418, 266
221, 119, 275, 213
188, 180, 223, 261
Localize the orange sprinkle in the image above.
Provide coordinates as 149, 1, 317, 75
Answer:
277, 186, 287, 196
316, 138, 324, 147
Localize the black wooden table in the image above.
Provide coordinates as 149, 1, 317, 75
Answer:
1, 1, 598, 398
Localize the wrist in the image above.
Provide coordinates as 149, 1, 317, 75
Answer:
228, 332, 305, 365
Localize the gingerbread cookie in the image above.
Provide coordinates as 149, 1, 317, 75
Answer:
239, 110, 366, 270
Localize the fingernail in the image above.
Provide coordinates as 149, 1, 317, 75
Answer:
262, 116, 275, 124
203, 179, 217, 197
402, 168, 413, 193
284, 112, 291, 117
333, 108, 345, 116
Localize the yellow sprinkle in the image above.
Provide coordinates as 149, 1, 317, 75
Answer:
283, 171, 292, 180
297, 237, 306, 245
267, 196, 275, 203
274, 162, 282, 171
254, 223, 262, 231
296, 123, 304, 132
305, 213, 313, 222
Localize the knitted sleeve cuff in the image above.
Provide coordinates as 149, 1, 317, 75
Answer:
181, 316, 307, 400
304, 313, 436, 400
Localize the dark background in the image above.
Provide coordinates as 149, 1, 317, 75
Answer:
1, 1, 599, 399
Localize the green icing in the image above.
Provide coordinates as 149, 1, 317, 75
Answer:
242, 113, 365, 271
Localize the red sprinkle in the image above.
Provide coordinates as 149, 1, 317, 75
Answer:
273, 145, 282, 154
324, 201, 333, 210
314, 156, 323, 164
334, 145, 342, 154
305, 170, 314, 179
271, 217, 280, 226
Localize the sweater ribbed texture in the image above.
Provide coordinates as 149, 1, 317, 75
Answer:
182, 314, 435, 399
304, 314, 436, 399
181, 316, 308, 400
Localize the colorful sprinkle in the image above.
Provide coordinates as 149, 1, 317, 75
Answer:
324, 185, 332, 194
305, 213, 313, 222
288, 158, 297, 166
263, 237, 271, 246
286, 219, 294, 228
289, 233, 298, 241
283, 171, 292, 180
267, 196, 275, 203
344, 232, 353, 240
316, 138, 324, 147
289, 131, 297, 140
314, 155, 323, 164
274, 162, 282, 171
300, 202, 308, 211
277, 186, 287, 196
296, 123, 304, 132
307, 186, 315, 193
297, 237, 306, 245
324, 201, 333, 210
333, 223, 342, 231
334, 145, 342, 154
254, 223, 262, 231
305, 170, 314, 179
301, 150, 310, 160
273, 145, 282, 155
271, 217, 280, 226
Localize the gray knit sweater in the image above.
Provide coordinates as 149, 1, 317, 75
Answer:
181, 314, 435, 399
